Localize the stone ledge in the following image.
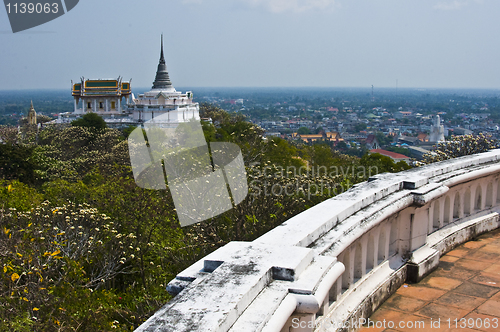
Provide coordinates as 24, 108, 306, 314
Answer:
324, 211, 500, 332
138, 149, 500, 332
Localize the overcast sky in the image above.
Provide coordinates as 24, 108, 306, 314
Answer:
1, 0, 499, 90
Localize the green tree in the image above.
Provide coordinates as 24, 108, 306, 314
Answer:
71, 113, 107, 131
375, 132, 392, 146
360, 153, 411, 173
336, 141, 348, 150
297, 127, 311, 135
0, 180, 43, 211
122, 125, 137, 138
354, 123, 367, 132
0, 144, 35, 184
314, 126, 324, 134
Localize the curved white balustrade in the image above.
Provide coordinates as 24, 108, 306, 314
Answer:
136, 149, 500, 332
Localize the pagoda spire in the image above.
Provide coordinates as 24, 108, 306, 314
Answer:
152, 34, 173, 90
160, 34, 164, 62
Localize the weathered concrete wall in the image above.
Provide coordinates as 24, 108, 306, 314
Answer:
136, 149, 500, 332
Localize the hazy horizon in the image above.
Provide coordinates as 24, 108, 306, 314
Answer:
2, 87, 500, 93
1, 0, 500, 90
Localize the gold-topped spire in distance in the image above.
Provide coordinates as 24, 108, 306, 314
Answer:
152, 34, 173, 90
28, 100, 37, 125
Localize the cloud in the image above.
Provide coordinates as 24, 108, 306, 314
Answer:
180, 0, 339, 13
182, 0, 203, 4
433, 0, 483, 11
245, 0, 339, 13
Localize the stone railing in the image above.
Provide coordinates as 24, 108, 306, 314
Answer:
136, 149, 500, 332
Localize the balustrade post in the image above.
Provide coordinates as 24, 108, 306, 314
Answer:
460, 188, 466, 218
428, 203, 434, 234
481, 181, 488, 210
371, 229, 380, 268
493, 178, 499, 205
383, 224, 391, 260
409, 208, 429, 251
348, 247, 355, 287
447, 195, 454, 224
439, 198, 445, 228
355, 236, 368, 278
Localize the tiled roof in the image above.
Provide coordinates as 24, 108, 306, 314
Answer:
370, 149, 410, 159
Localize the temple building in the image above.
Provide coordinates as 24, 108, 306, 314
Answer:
127, 35, 200, 124
28, 100, 36, 125
72, 77, 131, 115
429, 114, 445, 143
63, 35, 198, 127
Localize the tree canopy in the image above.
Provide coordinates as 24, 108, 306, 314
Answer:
0, 105, 418, 331
71, 112, 107, 130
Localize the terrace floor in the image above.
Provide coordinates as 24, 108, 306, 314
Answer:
360, 228, 500, 332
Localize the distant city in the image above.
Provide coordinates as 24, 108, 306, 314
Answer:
2, 86, 499, 162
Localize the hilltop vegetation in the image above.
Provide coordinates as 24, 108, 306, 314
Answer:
0, 104, 409, 331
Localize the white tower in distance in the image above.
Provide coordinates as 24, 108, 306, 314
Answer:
430, 115, 445, 143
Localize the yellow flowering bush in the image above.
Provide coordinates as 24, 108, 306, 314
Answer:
421, 133, 498, 164
0, 201, 137, 331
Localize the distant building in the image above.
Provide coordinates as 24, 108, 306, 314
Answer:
72, 78, 131, 115
417, 133, 429, 143
28, 100, 36, 125
263, 132, 281, 138
397, 135, 420, 146
292, 131, 343, 144
364, 134, 380, 150
453, 127, 473, 136
407, 146, 436, 160
396, 111, 413, 119
369, 149, 410, 164
325, 132, 343, 145
297, 134, 324, 143
429, 115, 445, 143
